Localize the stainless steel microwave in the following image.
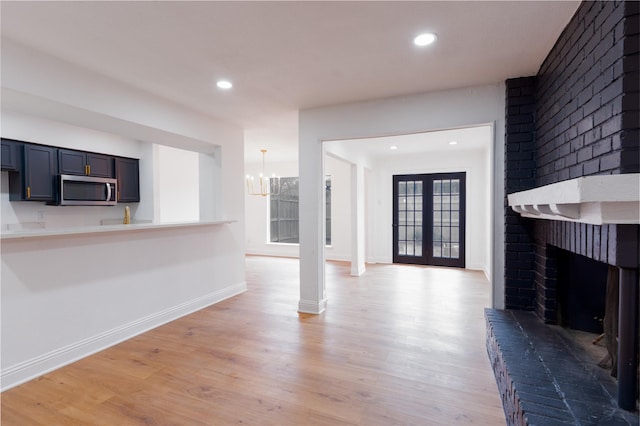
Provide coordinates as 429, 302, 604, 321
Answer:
59, 174, 117, 206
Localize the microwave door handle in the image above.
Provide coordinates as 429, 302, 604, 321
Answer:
106, 182, 112, 202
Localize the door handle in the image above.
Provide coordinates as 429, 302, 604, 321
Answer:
106, 183, 112, 202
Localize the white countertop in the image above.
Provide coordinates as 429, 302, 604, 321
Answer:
1, 219, 236, 240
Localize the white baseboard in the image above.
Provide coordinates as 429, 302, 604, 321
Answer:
298, 298, 327, 314
1, 282, 247, 392
350, 264, 366, 276
483, 267, 492, 282
466, 263, 491, 281
245, 247, 299, 258
245, 250, 350, 263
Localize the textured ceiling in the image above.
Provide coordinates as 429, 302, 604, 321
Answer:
0, 1, 580, 162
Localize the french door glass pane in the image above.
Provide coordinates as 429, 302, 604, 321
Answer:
452, 180, 460, 194
443, 211, 450, 225
432, 179, 460, 259
407, 212, 414, 225
396, 180, 423, 258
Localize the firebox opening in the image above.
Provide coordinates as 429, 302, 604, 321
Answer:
556, 250, 608, 334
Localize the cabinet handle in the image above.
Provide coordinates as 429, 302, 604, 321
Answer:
26, 186, 31, 199
87, 165, 91, 175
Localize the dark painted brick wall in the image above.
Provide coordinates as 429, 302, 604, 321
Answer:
621, 0, 639, 172
534, 243, 558, 323
535, 1, 635, 186
504, 77, 537, 311
504, 1, 640, 315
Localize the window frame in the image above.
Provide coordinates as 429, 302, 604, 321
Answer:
268, 176, 331, 246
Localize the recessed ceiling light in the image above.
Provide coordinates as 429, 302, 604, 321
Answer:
216, 80, 233, 90
449, 141, 458, 145
390, 145, 398, 150
413, 33, 437, 47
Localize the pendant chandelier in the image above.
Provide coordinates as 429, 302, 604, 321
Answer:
246, 149, 280, 197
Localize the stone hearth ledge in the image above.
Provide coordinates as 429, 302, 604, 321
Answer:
508, 174, 640, 225
0, 219, 236, 240
485, 308, 639, 425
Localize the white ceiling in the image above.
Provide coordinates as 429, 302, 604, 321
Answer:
0, 1, 580, 163
326, 124, 492, 165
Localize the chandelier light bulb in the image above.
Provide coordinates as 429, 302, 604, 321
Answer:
246, 149, 280, 197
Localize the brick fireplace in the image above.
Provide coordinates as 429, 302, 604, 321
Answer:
489, 0, 639, 422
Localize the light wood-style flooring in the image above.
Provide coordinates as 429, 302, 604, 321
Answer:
1, 256, 506, 425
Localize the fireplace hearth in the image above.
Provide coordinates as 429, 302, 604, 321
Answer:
486, 309, 639, 425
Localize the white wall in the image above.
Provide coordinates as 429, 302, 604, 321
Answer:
298, 84, 506, 313
325, 155, 352, 261
368, 148, 490, 273
157, 145, 200, 222
244, 155, 352, 261
199, 148, 223, 221
1, 41, 246, 390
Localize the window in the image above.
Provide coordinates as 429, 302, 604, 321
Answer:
270, 176, 331, 245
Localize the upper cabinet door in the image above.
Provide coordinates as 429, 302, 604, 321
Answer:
24, 144, 56, 201
1, 139, 19, 171
58, 149, 87, 175
59, 149, 114, 177
86, 153, 114, 178
115, 157, 140, 202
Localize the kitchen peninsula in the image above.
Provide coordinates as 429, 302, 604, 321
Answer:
1, 217, 245, 390
1, 39, 246, 392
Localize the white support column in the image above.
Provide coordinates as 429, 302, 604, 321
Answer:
351, 163, 366, 276
298, 139, 327, 314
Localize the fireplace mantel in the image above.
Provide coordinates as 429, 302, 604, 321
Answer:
508, 174, 640, 225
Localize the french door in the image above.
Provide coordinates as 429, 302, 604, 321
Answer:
392, 172, 466, 267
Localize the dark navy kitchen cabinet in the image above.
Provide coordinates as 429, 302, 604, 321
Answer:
59, 149, 114, 178
115, 157, 140, 202
1, 139, 19, 171
87, 153, 114, 178
4, 138, 140, 204
9, 143, 57, 201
